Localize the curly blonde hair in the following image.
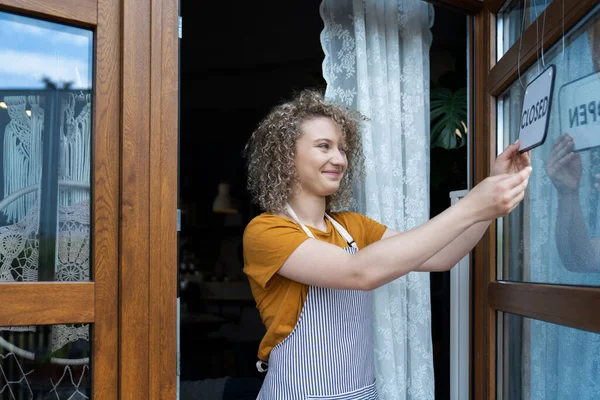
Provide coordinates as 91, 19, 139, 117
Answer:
244, 89, 365, 213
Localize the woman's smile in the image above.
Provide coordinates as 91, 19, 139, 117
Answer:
322, 170, 342, 178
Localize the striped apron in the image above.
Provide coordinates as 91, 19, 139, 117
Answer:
257, 204, 378, 400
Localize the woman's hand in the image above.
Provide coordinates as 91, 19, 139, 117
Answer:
545, 134, 582, 195
463, 167, 532, 222
492, 139, 531, 177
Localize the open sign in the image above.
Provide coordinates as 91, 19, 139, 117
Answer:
559, 72, 600, 151
518, 65, 556, 153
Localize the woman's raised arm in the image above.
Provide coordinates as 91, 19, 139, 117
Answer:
278, 167, 531, 290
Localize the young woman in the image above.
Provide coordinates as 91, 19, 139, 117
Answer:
243, 90, 531, 399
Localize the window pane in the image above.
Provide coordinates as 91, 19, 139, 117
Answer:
497, 312, 600, 400
0, 12, 93, 282
0, 324, 91, 397
498, 5, 600, 285
497, 0, 552, 60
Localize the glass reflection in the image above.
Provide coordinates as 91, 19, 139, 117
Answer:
544, 133, 600, 273
498, 0, 552, 59
0, 325, 90, 398
499, 312, 600, 400
0, 12, 92, 90
500, 5, 600, 284
0, 12, 93, 398
0, 12, 93, 283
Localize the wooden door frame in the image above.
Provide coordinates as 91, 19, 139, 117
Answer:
0, 0, 119, 398
0, 0, 179, 397
472, 5, 494, 400
470, 0, 600, 399
120, 0, 178, 398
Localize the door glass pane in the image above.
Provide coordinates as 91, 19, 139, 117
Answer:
0, 324, 91, 398
497, 0, 552, 60
0, 12, 93, 283
497, 4, 600, 285
497, 312, 600, 400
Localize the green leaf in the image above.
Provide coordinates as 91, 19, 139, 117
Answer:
433, 126, 456, 149
430, 86, 468, 150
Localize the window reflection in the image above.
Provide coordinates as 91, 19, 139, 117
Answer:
500, 5, 600, 284
0, 12, 92, 90
0, 325, 91, 398
497, 0, 552, 60
0, 11, 93, 283
499, 312, 600, 400
0, 11, 94, 397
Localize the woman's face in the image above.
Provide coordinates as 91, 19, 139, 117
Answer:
294, 116, 348, 198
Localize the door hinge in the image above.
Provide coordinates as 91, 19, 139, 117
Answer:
178, 16, 182, 39
177, 209, 181, 232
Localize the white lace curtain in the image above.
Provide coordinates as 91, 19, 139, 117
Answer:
320, 1, 435, 398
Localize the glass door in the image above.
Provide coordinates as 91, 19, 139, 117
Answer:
0, 1, 120, 398
471, 0, 600, 398
493, 2, 600, 399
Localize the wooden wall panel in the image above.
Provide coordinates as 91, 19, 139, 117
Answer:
149, 0, 178, 397
121, 0, 151, 397
472, 8, 496, 400
149, 0, 164, 395
94, 0, 121, 397
0, 283, 94, 326
485, 0, 504, 14
0, 0, 96, 26
490, 282, 600, 333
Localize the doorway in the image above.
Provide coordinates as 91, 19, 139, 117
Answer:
177, 2, 468, 399
429, 5, 469, 400
177, 1, 325, 398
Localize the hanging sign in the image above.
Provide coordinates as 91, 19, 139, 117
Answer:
558, 71, 600, 151
518, 65, 556, 153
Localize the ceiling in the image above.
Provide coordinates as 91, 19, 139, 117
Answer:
180, 0, 326, 112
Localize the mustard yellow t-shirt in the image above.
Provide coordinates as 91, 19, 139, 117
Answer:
242, 211, 387, 361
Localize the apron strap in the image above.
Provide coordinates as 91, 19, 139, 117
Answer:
285, 203, 358, 249
325, 214, 358, 249
284, 203, 314, 238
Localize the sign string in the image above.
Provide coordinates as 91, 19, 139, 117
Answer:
561, 0, 565, 60
541, 1, 547, 68
533, 0, 540, 74
518, 0, 528, 88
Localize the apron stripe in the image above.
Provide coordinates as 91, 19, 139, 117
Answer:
306, 381, 378, 399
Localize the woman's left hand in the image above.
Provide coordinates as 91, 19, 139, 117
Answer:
491, 139, 532, 177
